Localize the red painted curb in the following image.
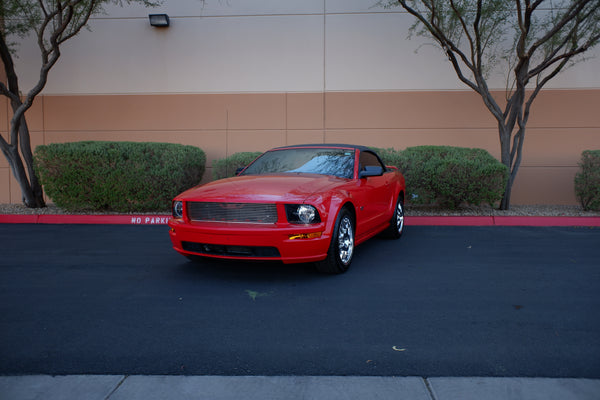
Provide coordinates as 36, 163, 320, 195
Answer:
406, 216, 600, 226
0, 214, 171, 225
39, 214, 172, 225
405, 216, 600, 226
406, 216, 495, 226
492, 216, 600, 227
1, 214, 599, 226
0, 215, 40, 224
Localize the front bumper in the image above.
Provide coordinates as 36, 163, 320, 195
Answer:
168, 219, 331, 264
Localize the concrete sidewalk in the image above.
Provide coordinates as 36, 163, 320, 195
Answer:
1, 376, 599, 400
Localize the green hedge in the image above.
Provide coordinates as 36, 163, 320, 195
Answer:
574, 150, 600, 211
34, 141, 206, 212
374, 147, 404, 168
376, 145, 508, 209
212, 151, 262, 180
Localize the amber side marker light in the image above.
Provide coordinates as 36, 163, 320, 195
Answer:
289, 232, 322, 240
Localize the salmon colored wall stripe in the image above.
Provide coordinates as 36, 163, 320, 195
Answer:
1, 90, 599, 206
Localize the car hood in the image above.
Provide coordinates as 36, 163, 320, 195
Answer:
178, 174, 348, 203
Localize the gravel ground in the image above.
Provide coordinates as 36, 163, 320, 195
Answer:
0, 204, 169, 216
1, 203, 599, 217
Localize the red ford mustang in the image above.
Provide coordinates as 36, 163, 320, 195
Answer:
168, 144, 405, 273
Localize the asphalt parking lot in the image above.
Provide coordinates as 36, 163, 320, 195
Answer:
1, 224, 599, 379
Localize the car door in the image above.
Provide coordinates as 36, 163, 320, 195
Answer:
354, 150, 394, 238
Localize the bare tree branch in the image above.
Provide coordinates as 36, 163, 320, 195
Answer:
384, 0, 600, 209
1, 0, 163, 207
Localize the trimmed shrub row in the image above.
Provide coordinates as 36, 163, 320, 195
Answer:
376, 146, 509, 209
34, 141, 205, 212
215, 146, 508, 209
212, 151, 262, 180
575, 150, 600, 211
34, 142, 596, 212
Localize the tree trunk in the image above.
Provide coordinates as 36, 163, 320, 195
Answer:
1, 33, 46, 208
500, 173, 514, 210
3, 143, 45, 207
497, 121, 513, 210
16, 114, 46, 208
0, 111, 46, 208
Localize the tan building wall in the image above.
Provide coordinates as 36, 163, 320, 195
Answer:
3, 1, 599, 207
2, 88, 598, 205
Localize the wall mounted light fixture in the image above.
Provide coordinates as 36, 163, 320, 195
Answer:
149, 14, 170, 27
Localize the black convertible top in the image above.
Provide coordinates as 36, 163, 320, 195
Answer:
273, 143, 374, 152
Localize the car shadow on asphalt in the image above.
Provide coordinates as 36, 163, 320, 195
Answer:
166, 232, 401, 285
170, 256, 329, 284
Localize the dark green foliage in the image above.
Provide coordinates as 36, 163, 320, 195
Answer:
376, 146, 508, 209
373, 147, 404, 168
574, 150, 600, 211
34, 141, 205, 212
212, 151, 262, 180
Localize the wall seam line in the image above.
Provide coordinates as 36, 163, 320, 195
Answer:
323, 0, 327, 142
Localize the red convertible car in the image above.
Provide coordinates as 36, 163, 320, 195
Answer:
168, 144, 405, 273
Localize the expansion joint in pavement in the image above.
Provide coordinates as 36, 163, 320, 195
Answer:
104, 375, 128, 400
423, 378, 438, 400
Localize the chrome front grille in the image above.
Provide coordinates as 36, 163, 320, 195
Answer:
187, 202, 278, 224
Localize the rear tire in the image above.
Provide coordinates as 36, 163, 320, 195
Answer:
383, 196, 404, 239
315, 208, 354, 274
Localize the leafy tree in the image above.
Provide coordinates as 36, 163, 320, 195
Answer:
380, 0, 600, 209
0, 0, 159, 208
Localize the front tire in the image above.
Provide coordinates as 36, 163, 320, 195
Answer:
315, 208, 354, 274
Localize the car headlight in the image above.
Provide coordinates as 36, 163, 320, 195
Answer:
172, 201, 183, 219
285, 204, 321, 224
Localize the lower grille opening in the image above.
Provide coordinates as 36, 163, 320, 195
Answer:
182, 241, 281, 258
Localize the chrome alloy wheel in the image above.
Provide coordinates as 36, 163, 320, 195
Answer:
395, 200, 405, 234
337, 215, 354, 265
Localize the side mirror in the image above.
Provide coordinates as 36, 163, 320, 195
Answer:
359, 165, 384, 179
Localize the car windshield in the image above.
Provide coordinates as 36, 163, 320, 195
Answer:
240, 148, 355, 179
